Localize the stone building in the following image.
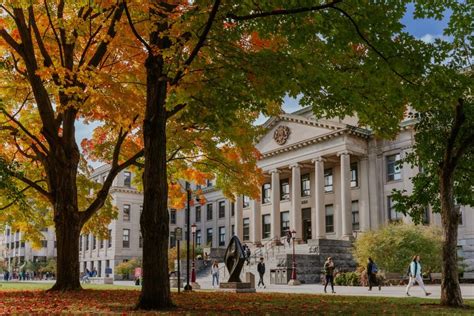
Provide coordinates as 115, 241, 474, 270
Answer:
1, 226, 57, 270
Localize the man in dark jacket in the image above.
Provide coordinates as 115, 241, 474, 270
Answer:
257, 257, 266, 289
367, 257, 381, 291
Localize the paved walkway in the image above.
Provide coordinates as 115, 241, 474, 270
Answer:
194, 278, 474, 299
4, 280, 473, 300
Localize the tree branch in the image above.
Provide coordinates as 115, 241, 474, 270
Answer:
0, 182, 45, 211
87, 2, 125, 68
226, 0, 342, 21
124, 0, 151, 51
1, 109, 49, 154
444, 98, 466, 170
330, 6, 416, 86
80, 149, 144, 224
170, 0, 221, 85
44, 0, 65, 67
8, 171, 51, 201
166, 103, 187, 119
0, 29, 23, 56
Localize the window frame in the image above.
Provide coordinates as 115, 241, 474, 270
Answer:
350, 162, 358, 188
324, 169, 333, 192
301, 174, 311, 197
123, 204, 131, 222
122, 229, 130, 248
280, 179, 290, 200
351, 201, 360, 231
325, 204, 334, 233
387, 154, 402, 182
123, 171, 132, 187
218, 201, 226, 218
243, 218, 250, 241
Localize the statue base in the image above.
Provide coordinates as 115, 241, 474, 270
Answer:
219, 282, 256, 293
288, 279, 301, 286
191, 282, 201, 289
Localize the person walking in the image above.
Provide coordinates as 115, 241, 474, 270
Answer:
406, 255, 431, 296
257, 257, 266, 289
323, 257, 336, 294
286, 230, 292, 246
367, 257, 381, 291
211, 260, 220, 288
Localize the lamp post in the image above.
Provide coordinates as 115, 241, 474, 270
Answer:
191, 224, 197, 283
184, 182, 192, 292
288, 229, 301, 285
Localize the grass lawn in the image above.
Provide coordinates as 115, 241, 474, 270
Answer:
0, 282, 472, 314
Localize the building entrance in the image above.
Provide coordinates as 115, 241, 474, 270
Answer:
302, 208, 312, 242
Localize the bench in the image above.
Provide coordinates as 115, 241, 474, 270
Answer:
461, 272, 474, 283
383, 273, 407, 286
89, 277, 113, 284
430, 273, 442, 284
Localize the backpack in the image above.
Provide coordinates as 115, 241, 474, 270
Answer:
371, 263, 378, 274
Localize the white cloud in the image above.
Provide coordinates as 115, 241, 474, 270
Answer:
419, 33, 451, 43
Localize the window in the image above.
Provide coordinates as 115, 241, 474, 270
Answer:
41, 240, 48, 248
170, 209, 176, 224
350, 163, 358, 187
280, 211, 290, 237
262, 214, 271, 239
325, 205, 334, 233
243, 218, 250, 241
387, 196, 402, 221
219, 227, 226, 246
231, 225, 235, 236
280, 179, 290, 200
196, 230, 202, 246
108, 229, 112, 248
139, 232, 143, 248
124, 171, 131, 187
218, 201, 226, 218
243, 195, 250, 208
6, 228, 10, 236
195, 206, 201, 222
301, 174, 310, 197
231, 202, 235, 217
206, 179, 213, 187
262, 183, 271, 203
324, 169, 333, 192
206, 228, 213, 247
422, 206, 430, 225
207, 204, 213, 221
387, 154, 402, 181
92, 236, 97, 250
40, 227, 48, 232
352, 201, 360, 231
21, 241, 25, 248
122, 229, 130, 248
169, 234, 176, 248
100, 239, 104, 249
85, 235, 89, 250
123, 204, 131, 221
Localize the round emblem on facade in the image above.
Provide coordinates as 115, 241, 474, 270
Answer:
273, 125, 291, 145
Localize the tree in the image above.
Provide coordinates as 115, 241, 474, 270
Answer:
391, 2, 473, 307
120, 0, 426, 310
0, 1, 143, 290
353, 224, 443, 274
115, 258, 141, 279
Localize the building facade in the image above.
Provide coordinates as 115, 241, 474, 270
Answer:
2, 226, 57, 270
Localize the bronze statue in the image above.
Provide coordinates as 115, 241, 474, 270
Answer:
224, 235, 246, 282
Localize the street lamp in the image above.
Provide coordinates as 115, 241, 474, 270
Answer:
288, 229, 301, 285
191, 224, 197, 283
184, 182, 192, 292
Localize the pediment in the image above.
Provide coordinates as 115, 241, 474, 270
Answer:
256, 115, 345, 154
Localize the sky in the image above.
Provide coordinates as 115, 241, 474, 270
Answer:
77, 4, 451, 149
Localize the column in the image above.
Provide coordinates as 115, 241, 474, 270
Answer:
359, 157, 371, 231
251, 199, 261, 244
234, 195, 243, 240
290, 164, 302, 240
270, 170, 281, 240
312, 157, 326, 239
339, 151, 352, 239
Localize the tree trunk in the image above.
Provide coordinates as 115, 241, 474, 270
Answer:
49, 210, 82, 291
136, 49, 173, 309
439, 167, 464, 307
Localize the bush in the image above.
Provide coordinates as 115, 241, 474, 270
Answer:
334, 272, 361, 286
353, 224, 443, 274
168, 245, 204, 271
115, 258, 141, 278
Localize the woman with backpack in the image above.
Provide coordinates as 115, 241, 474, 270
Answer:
323, 257, 336, 294
367, 257, 381, 291
406, 255, 431, 297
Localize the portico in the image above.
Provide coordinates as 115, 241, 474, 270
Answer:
237, 112, 372, 244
